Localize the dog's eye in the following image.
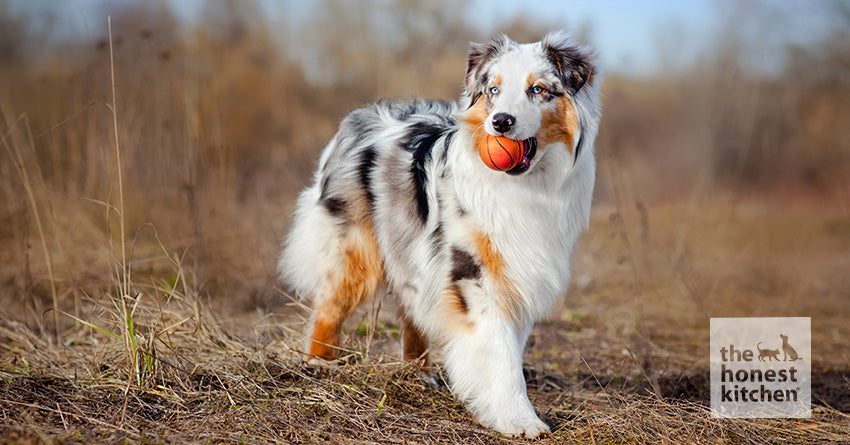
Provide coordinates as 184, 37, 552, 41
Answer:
489, 86, 500, 95
531, 85, 545, 95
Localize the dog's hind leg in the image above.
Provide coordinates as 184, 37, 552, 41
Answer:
280, 179, 384, 362
305, 222, 383, 361
397, 306, 432, 380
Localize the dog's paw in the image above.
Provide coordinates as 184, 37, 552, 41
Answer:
491, 416, 550, 439
303, 355, 338, 367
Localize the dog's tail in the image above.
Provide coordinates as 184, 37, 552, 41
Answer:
757, 342, 764, 350
278, 185, 337, 300
278, 136, 345, 301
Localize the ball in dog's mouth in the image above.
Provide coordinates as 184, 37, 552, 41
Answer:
505, 137, 537, 175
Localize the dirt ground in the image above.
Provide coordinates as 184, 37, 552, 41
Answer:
1, 192, 848, 444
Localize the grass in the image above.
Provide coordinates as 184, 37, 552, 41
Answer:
1, 194, 849, 443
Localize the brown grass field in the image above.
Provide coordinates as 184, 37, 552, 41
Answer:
2, 192, 849, 443
1, 2, 849, 444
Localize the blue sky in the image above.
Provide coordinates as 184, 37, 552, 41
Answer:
10, 0, 832, 76
172, 0, 718, 74
470, 0, 716, 74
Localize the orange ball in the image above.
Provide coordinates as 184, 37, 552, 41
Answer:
478, 135, 525, 171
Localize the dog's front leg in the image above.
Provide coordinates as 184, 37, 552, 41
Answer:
443, 317, 549, 438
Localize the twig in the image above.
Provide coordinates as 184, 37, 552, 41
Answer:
107, 17, 129, 301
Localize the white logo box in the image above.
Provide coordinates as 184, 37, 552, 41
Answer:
710, 317, 811, 418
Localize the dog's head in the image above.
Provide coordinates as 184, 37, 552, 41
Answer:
462, 31, 596, 175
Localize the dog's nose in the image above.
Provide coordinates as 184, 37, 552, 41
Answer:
491, 113, 515, 134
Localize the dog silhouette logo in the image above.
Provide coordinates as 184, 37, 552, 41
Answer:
780, 334, 803, 361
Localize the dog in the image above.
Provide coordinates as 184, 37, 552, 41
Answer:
279, 30, 600, 438
756, 342, 780, 361
780, 334, 802, 361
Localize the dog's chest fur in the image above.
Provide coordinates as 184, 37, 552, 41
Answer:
369, 116, 594, 326
440, 129, 594, 320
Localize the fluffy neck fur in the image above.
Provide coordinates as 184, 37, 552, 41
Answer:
440, 131, 594, 321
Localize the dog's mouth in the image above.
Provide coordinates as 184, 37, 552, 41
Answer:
505, 137, 537, 175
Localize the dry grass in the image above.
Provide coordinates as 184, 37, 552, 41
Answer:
1, 194, 849, 444
1, 334, 847, 445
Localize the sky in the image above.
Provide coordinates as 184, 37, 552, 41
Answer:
172, 0, 720, 75
470, 0, 717, 74
8, 0, 832, 76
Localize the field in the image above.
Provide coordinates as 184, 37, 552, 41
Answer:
2, 187, 849, 443
2, 2, 850, 444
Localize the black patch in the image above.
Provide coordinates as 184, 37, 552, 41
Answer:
431, 171, 448, 257
402, 121, 447, 223
478, 72, 489, 89
321, 196, 346, 218
575, 118, 585, 160
430, 223, 444, 257
450, 247, 481, 282
467, 72, 489, 109
527, 84, 565, 102
465, 35, 510, 107
319, 175, 331, 200
441, 129, 455, 163
439, 129, 456, 178
468, 92, 482, 110
543, 39, 595, 95
358, 146, 378, 211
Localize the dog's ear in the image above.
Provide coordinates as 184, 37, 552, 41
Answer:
542, 30, 596, 96
465, 34, 511, 106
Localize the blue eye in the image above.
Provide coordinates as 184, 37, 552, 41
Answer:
489, 86, 500, 95
531, 85, 545, 94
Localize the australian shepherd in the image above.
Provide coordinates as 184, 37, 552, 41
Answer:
279, 30, 600, 438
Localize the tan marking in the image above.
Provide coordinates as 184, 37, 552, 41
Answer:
526, 73, 536, 91
440, 283, 474, 331
462, 72, 505, 147
306, 221, 383, 361
462, 96, 488, 156
397, 306, 431, 374
538, 95, 579, 154
473, 231, 523, 323
449, 283, 469, 314
307, 318, 340, 361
